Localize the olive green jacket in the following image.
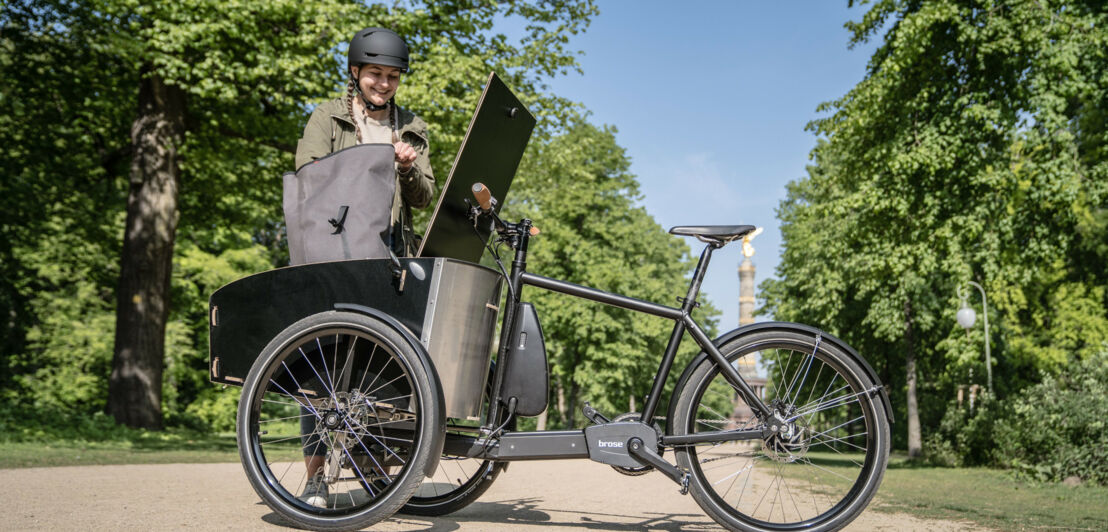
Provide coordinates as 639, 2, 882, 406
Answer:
294, 98, 435, 256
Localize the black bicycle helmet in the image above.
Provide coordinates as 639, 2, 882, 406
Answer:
347, 27, 409, 73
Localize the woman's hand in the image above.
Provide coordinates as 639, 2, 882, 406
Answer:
394, 141, 417, 172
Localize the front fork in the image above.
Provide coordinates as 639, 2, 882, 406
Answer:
482, 219, 533, 433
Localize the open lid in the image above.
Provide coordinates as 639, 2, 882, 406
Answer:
416, 72, 536, 262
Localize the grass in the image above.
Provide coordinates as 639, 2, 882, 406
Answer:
0, 431, 240, 468
873, 453, 1108, 531
720, 447, 1106, 531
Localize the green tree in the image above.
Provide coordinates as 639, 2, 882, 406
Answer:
0, 2, 132, 410
763, 0, 1108, 456
504, 122, 719, 429
1, 0, 596, 429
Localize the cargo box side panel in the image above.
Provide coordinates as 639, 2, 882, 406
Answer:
208, 258, 436, 385
425, 259, 503, 419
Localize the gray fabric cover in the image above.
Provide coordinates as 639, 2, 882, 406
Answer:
283, 144, 396, 265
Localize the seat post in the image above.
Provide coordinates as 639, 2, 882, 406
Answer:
681, 243, 717, 313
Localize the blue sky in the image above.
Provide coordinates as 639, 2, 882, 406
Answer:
539, 2, 883, 330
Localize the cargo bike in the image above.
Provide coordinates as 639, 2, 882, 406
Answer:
208, 74, 892, 531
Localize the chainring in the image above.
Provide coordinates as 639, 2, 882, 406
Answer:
609, 412, 663, 476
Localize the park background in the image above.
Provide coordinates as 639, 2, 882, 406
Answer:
1, 1, 1106, 529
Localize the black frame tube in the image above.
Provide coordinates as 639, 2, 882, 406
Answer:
640, 321, 686, 423
683, 315, 774, 419
441, 428, 766, 460
520, 273, 683, 320
481, 217, 772, 439
661, 429, 763, 446
483, 221, 531, 431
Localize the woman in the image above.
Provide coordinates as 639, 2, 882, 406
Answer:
295, 26, 435, 257
294, 27, 435, 507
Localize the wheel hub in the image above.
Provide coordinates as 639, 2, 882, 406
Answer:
763, 402, 811, 463
322, 409, 345, 430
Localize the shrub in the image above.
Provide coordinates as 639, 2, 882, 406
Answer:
925, 392, 1005, 467
180, 385, 239, 433
926, 349, 1108, 485
995, 350, 1108, 485
0, 403, 136, 443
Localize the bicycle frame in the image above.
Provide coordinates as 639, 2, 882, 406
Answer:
444, 217, 774, 461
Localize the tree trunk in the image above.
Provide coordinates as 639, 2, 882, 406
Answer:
107, 70, 185, 430
904, 300, 922, 458
555, 381, 566, 427
567, 377, 579, 429
536, 405, 548, 431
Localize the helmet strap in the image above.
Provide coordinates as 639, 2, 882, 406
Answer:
361, 93, 389, 111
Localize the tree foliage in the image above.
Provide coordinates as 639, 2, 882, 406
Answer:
0, 0, 597, 428
763, 0, 1108, 455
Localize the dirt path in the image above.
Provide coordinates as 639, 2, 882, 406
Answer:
1, 460, 991, 531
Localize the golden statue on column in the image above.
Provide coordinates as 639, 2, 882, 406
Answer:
732, 227, 766, 428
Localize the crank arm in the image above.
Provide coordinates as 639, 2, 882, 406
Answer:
628, 437, 689, 494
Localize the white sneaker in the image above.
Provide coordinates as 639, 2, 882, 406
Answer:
299, 475, 329, 508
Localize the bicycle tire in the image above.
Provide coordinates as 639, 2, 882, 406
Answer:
237, 311, 443, 531
671, 327, 889, 532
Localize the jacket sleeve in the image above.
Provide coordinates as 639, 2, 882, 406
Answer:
294, 107, 332, 170
398, 125, 435, 209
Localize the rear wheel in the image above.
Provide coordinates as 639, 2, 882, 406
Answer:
672, 328, 889, 531
402, 452, 502, 515
237, 311, 443, 531
402, 364, 506, 516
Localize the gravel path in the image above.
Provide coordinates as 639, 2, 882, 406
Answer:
1, 460, 992, 531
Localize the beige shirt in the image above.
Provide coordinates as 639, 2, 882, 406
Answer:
351, 96, 394, 145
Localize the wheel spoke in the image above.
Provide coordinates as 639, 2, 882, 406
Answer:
783, 334, 821, 407
791, 390, 865, 421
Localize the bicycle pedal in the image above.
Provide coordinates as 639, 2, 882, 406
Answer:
581, 402, 610, 424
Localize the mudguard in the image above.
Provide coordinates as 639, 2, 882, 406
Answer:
333, 303, 446, 478
666, 321, 894, 434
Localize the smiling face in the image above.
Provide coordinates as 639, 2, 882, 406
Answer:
352, 63, 402, 107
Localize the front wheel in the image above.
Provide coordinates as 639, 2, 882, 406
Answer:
236, 311, 443, 531
672, 328, 889, 532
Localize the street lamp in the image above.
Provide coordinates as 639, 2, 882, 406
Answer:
956, 281, 992, 394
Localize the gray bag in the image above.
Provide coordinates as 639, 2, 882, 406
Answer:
283, 144, 396, 266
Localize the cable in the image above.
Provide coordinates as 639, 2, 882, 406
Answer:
471, 222, 516, 304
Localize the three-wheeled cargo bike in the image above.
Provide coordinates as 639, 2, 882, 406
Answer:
208, 74, 892, 532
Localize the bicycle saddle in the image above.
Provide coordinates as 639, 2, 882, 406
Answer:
668, 225, 757, 246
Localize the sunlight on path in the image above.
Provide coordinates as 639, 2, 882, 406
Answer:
0, 461, 992, 531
